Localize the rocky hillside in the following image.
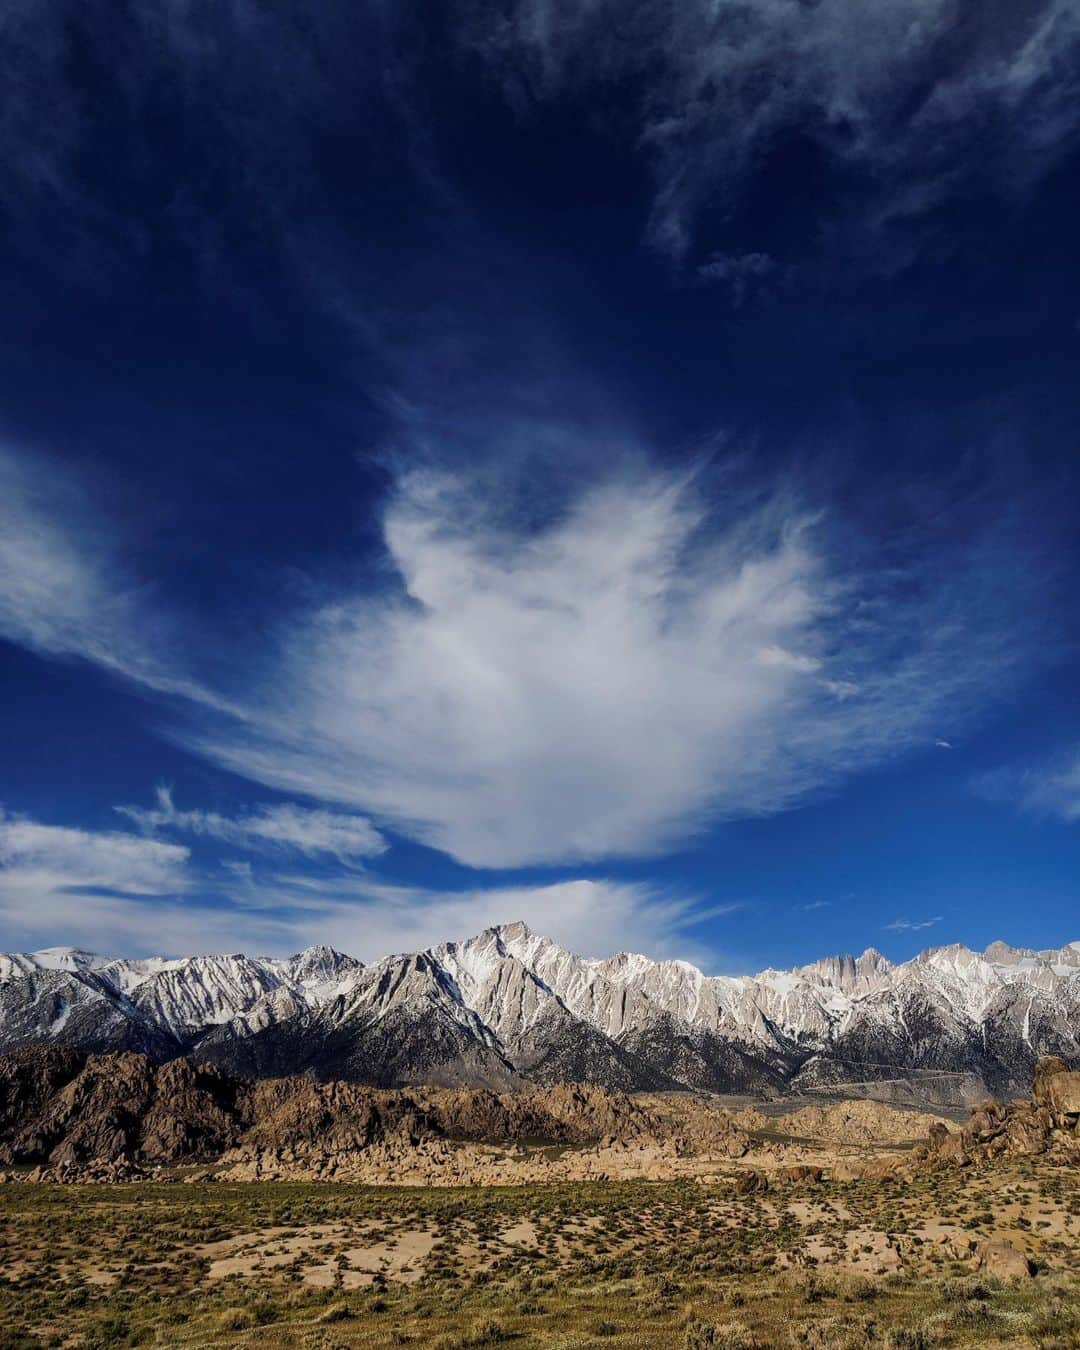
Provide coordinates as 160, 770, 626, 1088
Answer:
1, 926, 1078, 1096
0, 1045, 749, 1180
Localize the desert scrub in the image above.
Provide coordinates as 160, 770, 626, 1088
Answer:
1, 1170, 1078, 1347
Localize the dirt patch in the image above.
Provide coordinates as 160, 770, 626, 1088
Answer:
203, 1222, 438, 1287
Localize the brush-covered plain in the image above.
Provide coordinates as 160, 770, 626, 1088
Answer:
1, 1157, 1078, 1349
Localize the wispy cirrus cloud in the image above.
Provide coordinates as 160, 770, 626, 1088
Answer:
7, 1, 1077, 291
0, 808, 195, 952
0, 446, 236, 713
697, 251, 776, 307
116, 786, 386, 863
182, 457, 1046, 868
468, 0, 1080, 263
975, 749, 1080, 824
885, 916, 943, 933
0, 438, 1051, 872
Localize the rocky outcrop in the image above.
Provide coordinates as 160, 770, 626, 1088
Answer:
975, 1239, 1035, 1280
0, 1047, 244, 1166
0, 1044, 85, 1136
733, 1170, 769, 1195
925, 1055, 1080, 1165
0, 1048, 752, 1179
2, 1048, 1072, 1186
1032, 1055, 1080, 1127
779, 1099, 947, 1146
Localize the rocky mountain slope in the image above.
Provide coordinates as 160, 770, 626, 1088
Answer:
1, 926, 1078, 1095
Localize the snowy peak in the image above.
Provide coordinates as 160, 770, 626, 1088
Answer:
280, 945, 363, 995
0, 947, 114, 981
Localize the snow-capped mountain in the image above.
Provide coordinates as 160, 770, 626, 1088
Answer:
1, 926, 1078, 1096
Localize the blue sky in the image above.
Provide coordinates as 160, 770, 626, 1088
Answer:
0, 0, 1078, 970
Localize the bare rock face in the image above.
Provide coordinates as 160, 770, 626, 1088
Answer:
0, 1045, 86, 1153
422, 1082, 651, 1145
236, 1077, 435, 1157
926, 1121, 969, 1165
780, 1099, 945, 1146
0, 1051, 243, 1166
137, 1058, 246, 1160
0, 1047, 753, 1179
779, 1165, 823, 1183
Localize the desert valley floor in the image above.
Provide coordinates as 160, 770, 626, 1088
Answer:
1, 1059, 1079, 1349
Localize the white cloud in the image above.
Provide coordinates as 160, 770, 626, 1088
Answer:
235, 876, 727, 966
884, 916, 943, 932
0, 441, 1049, 874
0, 806, 717, 964
935, 739, 953, 749
0, 810, 189, 894
116, 786, 386, 862
0, 808, 199, 953
183, 461, 1036, 868
471, 0, 1080, 261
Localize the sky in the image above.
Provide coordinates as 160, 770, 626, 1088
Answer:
0, 0, 1079, 972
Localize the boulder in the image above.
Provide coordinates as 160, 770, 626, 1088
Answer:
927, 1121, 969, 1164
975, 1238, 1035, 1280
962, 1100, 1007, 1149
780, 1165, 823, 1183
1033, 1056, 1080, 1128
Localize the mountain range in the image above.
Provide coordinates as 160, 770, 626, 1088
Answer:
2, 924, 1078, 1098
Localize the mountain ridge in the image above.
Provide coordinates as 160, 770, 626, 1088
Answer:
1, 925, 1077, 1097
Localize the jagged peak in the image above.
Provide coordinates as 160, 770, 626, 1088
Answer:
983, 940, 1038, 964
795, 948, 892, 983
287, 942, 357, 966
489, 920, 540, 944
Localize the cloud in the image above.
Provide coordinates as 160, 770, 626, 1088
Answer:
7, 1, 1077, 294
975, 749, 1080, 824
0, 808, 197, 953
799, 900, 831, 912
469, 0, 1080, 262
0, 447, 235, 712
884, 916, 943, 932
234, 876, 728, 966
180, 458, 1043, 868
0, 435, 1052, 873
116, 787, 386, 863
0, 807, 716, 963
935, 739, 953, 749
